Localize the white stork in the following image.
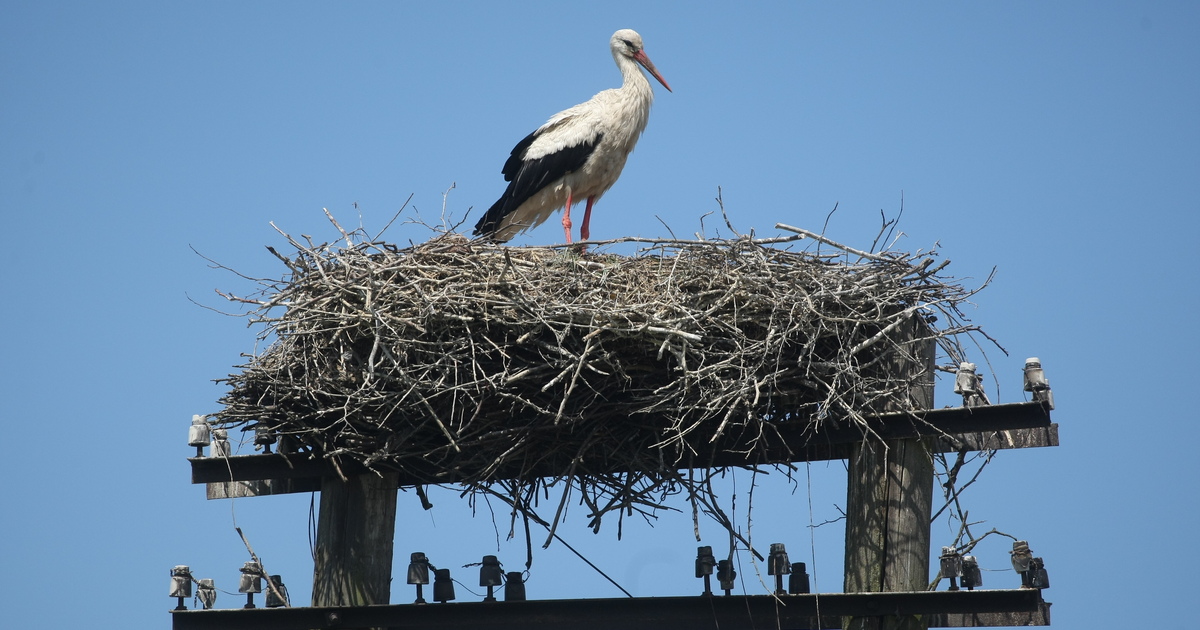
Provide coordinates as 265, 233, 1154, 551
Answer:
472, 29, 671, 244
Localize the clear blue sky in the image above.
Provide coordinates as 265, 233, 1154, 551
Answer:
2, 1, 1197, 628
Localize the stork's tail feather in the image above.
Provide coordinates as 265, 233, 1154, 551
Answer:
472, 191, 514, 242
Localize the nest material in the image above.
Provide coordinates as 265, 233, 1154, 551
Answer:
214, 223, 984, 537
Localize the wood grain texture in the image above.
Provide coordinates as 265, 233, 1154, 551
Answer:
311, 472, 399, 609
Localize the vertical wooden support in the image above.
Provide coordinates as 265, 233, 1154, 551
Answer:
312, 472, 399, 607
843, 318, 936, 630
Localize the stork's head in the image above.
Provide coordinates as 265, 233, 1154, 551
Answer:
611, 29, 672, 92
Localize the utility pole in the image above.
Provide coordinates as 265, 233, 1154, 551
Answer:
844, 318, 936, 630
179, 323, 1057, 629
311, 472, 400, 607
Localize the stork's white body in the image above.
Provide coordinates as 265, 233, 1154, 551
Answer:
473, 29, 671, 243
500, 78, 654, 240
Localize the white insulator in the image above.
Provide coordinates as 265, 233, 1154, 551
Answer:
169, 566, 192, 598
188, 416, 211, 448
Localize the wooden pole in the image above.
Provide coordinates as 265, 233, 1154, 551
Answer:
844, 317, 936, 630
311, 472, 399, 607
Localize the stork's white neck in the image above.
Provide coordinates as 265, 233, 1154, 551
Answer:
614, 52, 655, 106
606, 51, 655, 151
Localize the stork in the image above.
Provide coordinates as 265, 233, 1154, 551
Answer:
472, 29, 671, 244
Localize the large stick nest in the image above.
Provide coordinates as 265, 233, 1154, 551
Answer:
212, 221, 987, 538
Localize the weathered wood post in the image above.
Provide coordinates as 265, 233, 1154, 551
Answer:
311, 472, 400, 607
844, 316, 936, 630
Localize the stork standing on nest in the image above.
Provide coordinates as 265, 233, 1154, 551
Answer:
472, 29, 671, 244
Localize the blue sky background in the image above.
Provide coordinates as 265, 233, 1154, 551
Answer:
2, 1, 1197, 628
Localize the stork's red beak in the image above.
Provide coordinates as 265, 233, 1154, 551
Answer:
634, 50, 672, 92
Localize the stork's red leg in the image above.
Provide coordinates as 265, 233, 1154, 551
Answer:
561, 190, 574, 244
581, 196, 597, 241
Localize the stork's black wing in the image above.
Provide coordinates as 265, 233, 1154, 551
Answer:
473, 128, 602, 239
